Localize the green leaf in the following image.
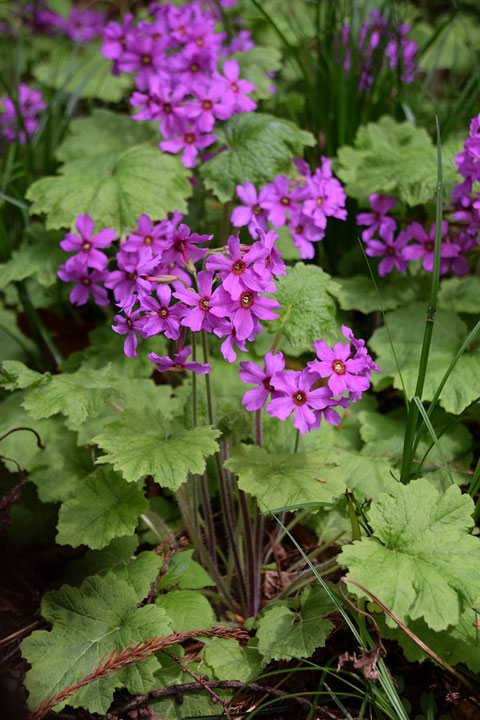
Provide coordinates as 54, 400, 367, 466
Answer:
0, 303, 37, 364
156, 590, 215, 632
61, 535, 139, 586
150, 690, 228, 719
0, 227, 64, 289
256, 586, 335, 662
26, 110, 192, 233
333, 274, 430, 314
0, 360, 45, 390
22, 365, 113, 424
438, 276, 480, 314
369, 303, 480, 414
200, 112, 315, 202
21, 574, 172, 713
340, 479, 480, 631
34, 39, 132, 102
114, 550, 163, 604
336, 116, 461, 206
203, 638, 262, 682
158, 549, 214, 590
265, 262, 339, 352
56, 468, 147, 550
93, 409, 220, 489
224, 443, 345, 512
231, 46, 282, 100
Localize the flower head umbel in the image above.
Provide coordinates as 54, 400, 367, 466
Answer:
149, 346, 211, 374
206, 233, 271, 299
308, 340, 371, 397
239, 351, 285, 411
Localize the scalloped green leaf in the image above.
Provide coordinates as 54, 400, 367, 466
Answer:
56, 467, 148, 550
340, 479, 480, 631
156, 590, 215, 632
200, 112, 315, 202
0, 227, 64, 289
26, 110, 192, 233
93, 409, 220, 489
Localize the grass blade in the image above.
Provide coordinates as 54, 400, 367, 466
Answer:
413, 396, 454, 485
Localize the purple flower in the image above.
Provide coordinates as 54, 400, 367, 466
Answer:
122, 213, 168, 255
160, 127, 216, 168
112, 309, 146, 358
308, 341, 370, 397
246, 224, 286, 282
118, 35, 166, 89
60, 214, 115, 271
173, 271, 227, 334
130, 79, 185, 137
102, 15, 134, 70
149, 346, 211, 375
220, 326, 250, 363
365, 228, 409, 276
206, 233, 269, 299
309, 389, 350, 430
288, 207, 325, 259
303, 159, 347, 230
57, 259, 108, 307
357, 194, 397, 243
260, 175, 305, 228
66, 7, 106, 43
0, 83, 45, 144
266, 369, 339, 435
177, 81, 232, 132
239, 351, 285, 410
210, 287, 280, 341
225, 30, 255, 55
216, 59, 257, 113
402, 221, 458, 274
230, 182, 269, 238
104, 248, 158, 309
140, 285, 184, 339
162, 224, 211, 266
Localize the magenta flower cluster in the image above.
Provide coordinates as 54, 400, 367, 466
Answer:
101, 2, 261, 168
14, 2, 106, 42
342, 9, 417, 90
357, 114, 480, 277
239, 325, 379, 435
230, 158, 347, 259
57, 211, 285, 370
0, 83, 45, 145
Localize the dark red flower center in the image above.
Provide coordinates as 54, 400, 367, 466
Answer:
178, 25, 185, 35
185, 132, 195, 144
81, 277, 91, 286
144, 235, 153, 246
126, 318, 133, 329
280, 196, 290, 206
240, 292, 253, 308
263, 376, 275, 392
252, 204, 262, 215
196, 37, 204, 46
172, 363, 184, 371
152, 32, 161, 41
199, 296, 210, 311
82, 241, 91, 251
126, 271, 138, 281
163, 103, 172, 114
332, 360, 346, 375
293, 391, 307, 406
202, 99, 213, 110
141, 54, 151, 66
295, 225, 303, 234
316, 196, 323, 207
159, 307, 169, 318
386, 246, 395, 256
232, 259, 245, 275
190, 62, 199, 73
425, 241, 434, 251
265, 255, 271, 269
231, 82, 239, 92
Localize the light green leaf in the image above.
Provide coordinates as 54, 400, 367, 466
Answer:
21, 574, 172, 713
332, 274, 430, 314
265, 262, 340, 352
113, 550, 163, 604
93, 409, 220, 489
156, 590, 215, 632
438, 276, 480, 314
60, 535, 139, 586
340, 479, 480, 631
369, 303, 479, 414
158, 549, 214, 590
231, 46, 282, 100
200, 112, 315, 202
0, 360, 45, 390
203, 638, 262, 682
26, 110, 192, 233
256, 586, 335, 662
22, 365, 113, 424
150, 690, 228, 719
56, 467, 147, 550
0, 227, 64, 289
336, 116, 461, 206
224, 443, 345, 512
34, 39, 132, 102
0, 303, 37, 364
